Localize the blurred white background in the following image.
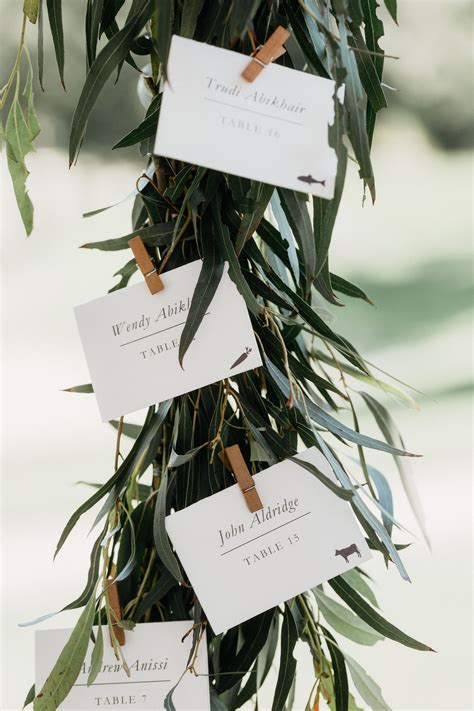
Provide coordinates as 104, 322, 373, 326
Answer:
1, 1, 472, 710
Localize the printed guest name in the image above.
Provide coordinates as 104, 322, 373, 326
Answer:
81, 657, 169, 675
111, 298, 191, 337
205, 76, 307, 115
218, 497, 299, 547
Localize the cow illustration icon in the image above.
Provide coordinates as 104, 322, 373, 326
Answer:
335, 543, 361, 563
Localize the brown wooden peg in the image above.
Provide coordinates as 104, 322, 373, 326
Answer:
241, 26, 290, 83
128, 235, 163, 295
219, 444, 263, 513
106, 578, 126, 647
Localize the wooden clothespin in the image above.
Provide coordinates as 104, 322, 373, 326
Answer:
219, 444, 263, 513
106, 578, 126, 647
241, 26, 290, 83
128, 236, 163, 295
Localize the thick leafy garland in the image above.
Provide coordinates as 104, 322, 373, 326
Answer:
4, 1, 433, 710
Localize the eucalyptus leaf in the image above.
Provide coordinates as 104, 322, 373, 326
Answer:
329, 576, 433, 651
69, 2, 153, 164
87, 622, 103, 686
34, 595, 96, 710
179, 234, 224, 367
46, 0, 65, 87
315, 588, 383, 645
271, 604, 298, 711
344, 654, 391, 711
24, 0, 40, 23
153, 468, 182, 581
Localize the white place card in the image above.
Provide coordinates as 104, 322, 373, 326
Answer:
166, 447, 371, 634
35, 622, 210, 709
155, 35, 341, 199
75, 261, 261, 421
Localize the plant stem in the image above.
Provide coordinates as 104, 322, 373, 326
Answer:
0, 14, 27, 110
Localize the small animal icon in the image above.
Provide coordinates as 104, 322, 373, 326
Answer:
335, 543, 361, 563
297, 174, 326, 186
230, 347, 252, 369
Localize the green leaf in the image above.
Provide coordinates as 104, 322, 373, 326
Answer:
4, 95, 35, 235
109, 419, 142, 439
85, 0, 105, 67
112, 95, 160, 149
229, 0, 260, 39
153, 469, 182, 581
210, 687, 228, 711
154, 0, 174, 79
361, 0, 386, 143
265, 359, 412, 457
81, 221, 175, 251
289, 456, 353, 501
321, 626, 349, 711
360, 392, 430, 547
109, 258, 137, 292
349, 27, 386, 113
278, 189, 315, 290
69, 2, 152, 165
87, 622, 103, 686
344, 654, 391, 711
214, 210, 261, 317
337, 17, 375, 201
314, 588, 384, 645
331, 273, 372, 304
37, 0, 44, 89
217, 609, 276, 693
329, 576, 433, 651
271, 604, 298, 711
179, 237, 224, 368
46, 0, 65, 87
34, 595, 96, 710
23, 58, 41, 140
235, 182, 274, 255
22, 684, 35, 709
383, 0, 397, 23
55, 403, 170, 556
24, 0, 40, 23
180, 0, 205, 37
132, 569, 176, 621
341, 568, 378, 608
63, 383, 93, 393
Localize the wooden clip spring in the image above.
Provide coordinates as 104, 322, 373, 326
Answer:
106, 578, 126, 647
128, 236, 164, 295
241, 26, 290, 83
219, 445, 263, 513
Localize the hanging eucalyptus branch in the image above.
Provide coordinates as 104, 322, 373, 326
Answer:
8, 1, 434, 710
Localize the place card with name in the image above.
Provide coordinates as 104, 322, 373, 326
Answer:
166, 447, 371, 634
74, 261, 261, 421
154, 35, 341, 199
35, 622, 210, 709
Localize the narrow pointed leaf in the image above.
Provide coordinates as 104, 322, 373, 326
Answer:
179, 236, 224, 367
34, 595, 96, 710
46, 0, 65, 86
271, 604, 298, 711
315, 588, 383, 645
69, 2, 152, 165
329, 576, 433, 651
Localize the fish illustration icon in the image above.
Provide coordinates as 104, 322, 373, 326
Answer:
297, 174, 326, 186
230, 347, 252, 369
